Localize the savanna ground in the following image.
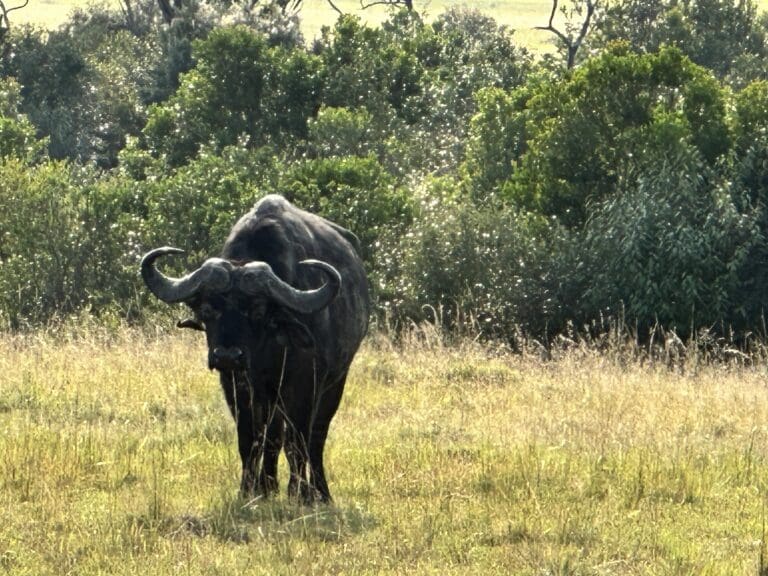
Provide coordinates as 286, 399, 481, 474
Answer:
2, 322, 768, 574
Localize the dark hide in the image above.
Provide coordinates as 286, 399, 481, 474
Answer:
144, 195, 369, 502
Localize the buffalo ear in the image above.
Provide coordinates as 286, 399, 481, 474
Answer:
177, 318, 204, 331
273, 310, 315, 350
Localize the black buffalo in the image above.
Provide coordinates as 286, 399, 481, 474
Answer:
141, 195, 369, 502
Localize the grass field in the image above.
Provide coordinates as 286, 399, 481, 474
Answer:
1, 324, 768, 574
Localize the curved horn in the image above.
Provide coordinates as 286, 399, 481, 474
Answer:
237, 259, 341, 314
141, 246, 233, 303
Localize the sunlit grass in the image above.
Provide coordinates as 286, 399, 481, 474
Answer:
1, 323, 768, 574
18, 0, 768, 55
14, 0, 559, 53
298, 0, 556, 49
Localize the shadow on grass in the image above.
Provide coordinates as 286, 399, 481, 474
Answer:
129, 494, 377, 545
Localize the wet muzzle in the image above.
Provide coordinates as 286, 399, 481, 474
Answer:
209, 346, 245, 371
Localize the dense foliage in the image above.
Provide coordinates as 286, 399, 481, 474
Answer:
0, 0, 766, 341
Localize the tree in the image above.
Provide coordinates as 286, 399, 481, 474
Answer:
1, 28, 91, 161
537, 0, 599, 69
580, 137, 761, 335
315, 8, 530, 177
461, 86, 526, 200
360, 0, 413, 10
0, 0, 27, 48
156, 0, 303, 25
142, 25, 322, 167
589, 0, 768, 84
496, 45, 730, 227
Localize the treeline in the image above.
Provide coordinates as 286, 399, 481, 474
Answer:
0, 0, 767, 341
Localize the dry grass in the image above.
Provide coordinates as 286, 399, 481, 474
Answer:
14, 0, 573, 52
15, 0, 768, 61
1, 323, 768, 574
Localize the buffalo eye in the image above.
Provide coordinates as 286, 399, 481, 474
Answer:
198, 302, 221, 323
249, 302, 267, 324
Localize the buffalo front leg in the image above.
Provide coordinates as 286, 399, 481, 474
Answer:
221, 373, 266, 497
257, 407, 283, 495
236, 402, 266, 496
284, 422, 311, 502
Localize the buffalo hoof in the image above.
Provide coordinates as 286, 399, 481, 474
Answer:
288, 479, 331, 505
258, 473, 279, 497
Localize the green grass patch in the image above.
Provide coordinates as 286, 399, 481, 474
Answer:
1, 328, 768, 573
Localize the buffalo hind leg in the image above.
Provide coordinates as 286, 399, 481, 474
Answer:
308, 428, 331, 502
307, 372, 347, 503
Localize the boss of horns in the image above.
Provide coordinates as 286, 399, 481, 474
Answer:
140, 246, 341, 313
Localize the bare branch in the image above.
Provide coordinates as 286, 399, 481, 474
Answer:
0, 0, 29, 44
3, 0, 27, 16
327, 0, 343, 15
535, 0, 571, 46
545, 0, 558, 29
535, 0, 598, 68
360, 0, 413, 10
573, 0, 597, 52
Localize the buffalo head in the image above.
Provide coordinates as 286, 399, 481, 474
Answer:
140, 247, 341, 373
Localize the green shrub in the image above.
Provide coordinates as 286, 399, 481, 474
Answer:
394, 178, 570, 339
0, 78, 47, 163
579, 139, 761, 335
498, 45, 730, 227
139, 145, 282, 260
0, 161, 140, 326
307, 106, 376, 159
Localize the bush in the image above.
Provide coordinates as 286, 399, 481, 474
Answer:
307, 106, 376, 159
139, 144, 282, 261
0, 78, 47, 162
143, 25, 323, 167
579, 140, 761, 335
498, 45, 730, 227
393, 178, 571, 340
0, 161, 141, 326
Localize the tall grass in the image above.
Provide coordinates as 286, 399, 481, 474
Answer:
1, 322, 768, 574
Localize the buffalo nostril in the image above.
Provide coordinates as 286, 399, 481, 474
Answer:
211, 347, 245, 370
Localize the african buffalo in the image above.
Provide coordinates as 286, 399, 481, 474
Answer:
141, 194, 369, 502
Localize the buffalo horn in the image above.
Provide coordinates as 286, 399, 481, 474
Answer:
238, 259, 341, 314
141, 246, 233, 303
